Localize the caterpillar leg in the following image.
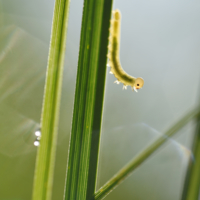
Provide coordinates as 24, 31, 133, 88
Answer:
132, 86, 138, 92
114, 80, 120, 84
123, 85, 127, 90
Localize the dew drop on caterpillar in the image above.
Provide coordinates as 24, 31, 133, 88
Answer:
107, 9, 144, 92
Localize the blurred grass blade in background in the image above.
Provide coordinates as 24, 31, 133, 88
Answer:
0, 25, 46, 157
181, 113, 200, 200
94, 107, 200, 200
64, 0, 113, 200
32, 0, 70, 200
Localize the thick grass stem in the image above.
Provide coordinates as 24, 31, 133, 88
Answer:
64, 1, 113, 200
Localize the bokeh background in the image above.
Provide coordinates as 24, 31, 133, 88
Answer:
0, 0, 200, 199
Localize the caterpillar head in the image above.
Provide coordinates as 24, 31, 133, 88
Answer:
133, 78, 144, 92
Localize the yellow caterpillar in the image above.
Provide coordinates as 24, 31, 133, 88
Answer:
107, 9, 144, 92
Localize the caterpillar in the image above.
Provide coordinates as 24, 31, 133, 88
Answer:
107, 9, 144, 92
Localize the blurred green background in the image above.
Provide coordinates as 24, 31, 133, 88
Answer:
0, 0, 200, 200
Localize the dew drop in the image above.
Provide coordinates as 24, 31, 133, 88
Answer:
34, 140, 40, 146
35, 130, 41, 137
37, 136, 41, 140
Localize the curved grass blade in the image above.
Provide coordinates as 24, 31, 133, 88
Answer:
93, 107, 200, 200
32, 0, 70, 199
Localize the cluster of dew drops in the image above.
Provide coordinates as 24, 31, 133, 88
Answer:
34, 128, 41, 146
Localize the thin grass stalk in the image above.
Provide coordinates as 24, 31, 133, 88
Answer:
93, 107, 200, 200
32, 0, 70, 200
181, 113, 200, 200
64, 1, 113, 200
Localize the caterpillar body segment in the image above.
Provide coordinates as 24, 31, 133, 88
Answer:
107, 9, 144, 92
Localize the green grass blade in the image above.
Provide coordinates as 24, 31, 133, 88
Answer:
94, 107, 200, 200
181, 114, 200, 200
64, 1, 113, 200
32, 0, 70, 200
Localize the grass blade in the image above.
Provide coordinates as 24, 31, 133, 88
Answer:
32, 0, 70, 199
64, 1, 113, 200
181, 113, 200, 200
94, 107, 200, 200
